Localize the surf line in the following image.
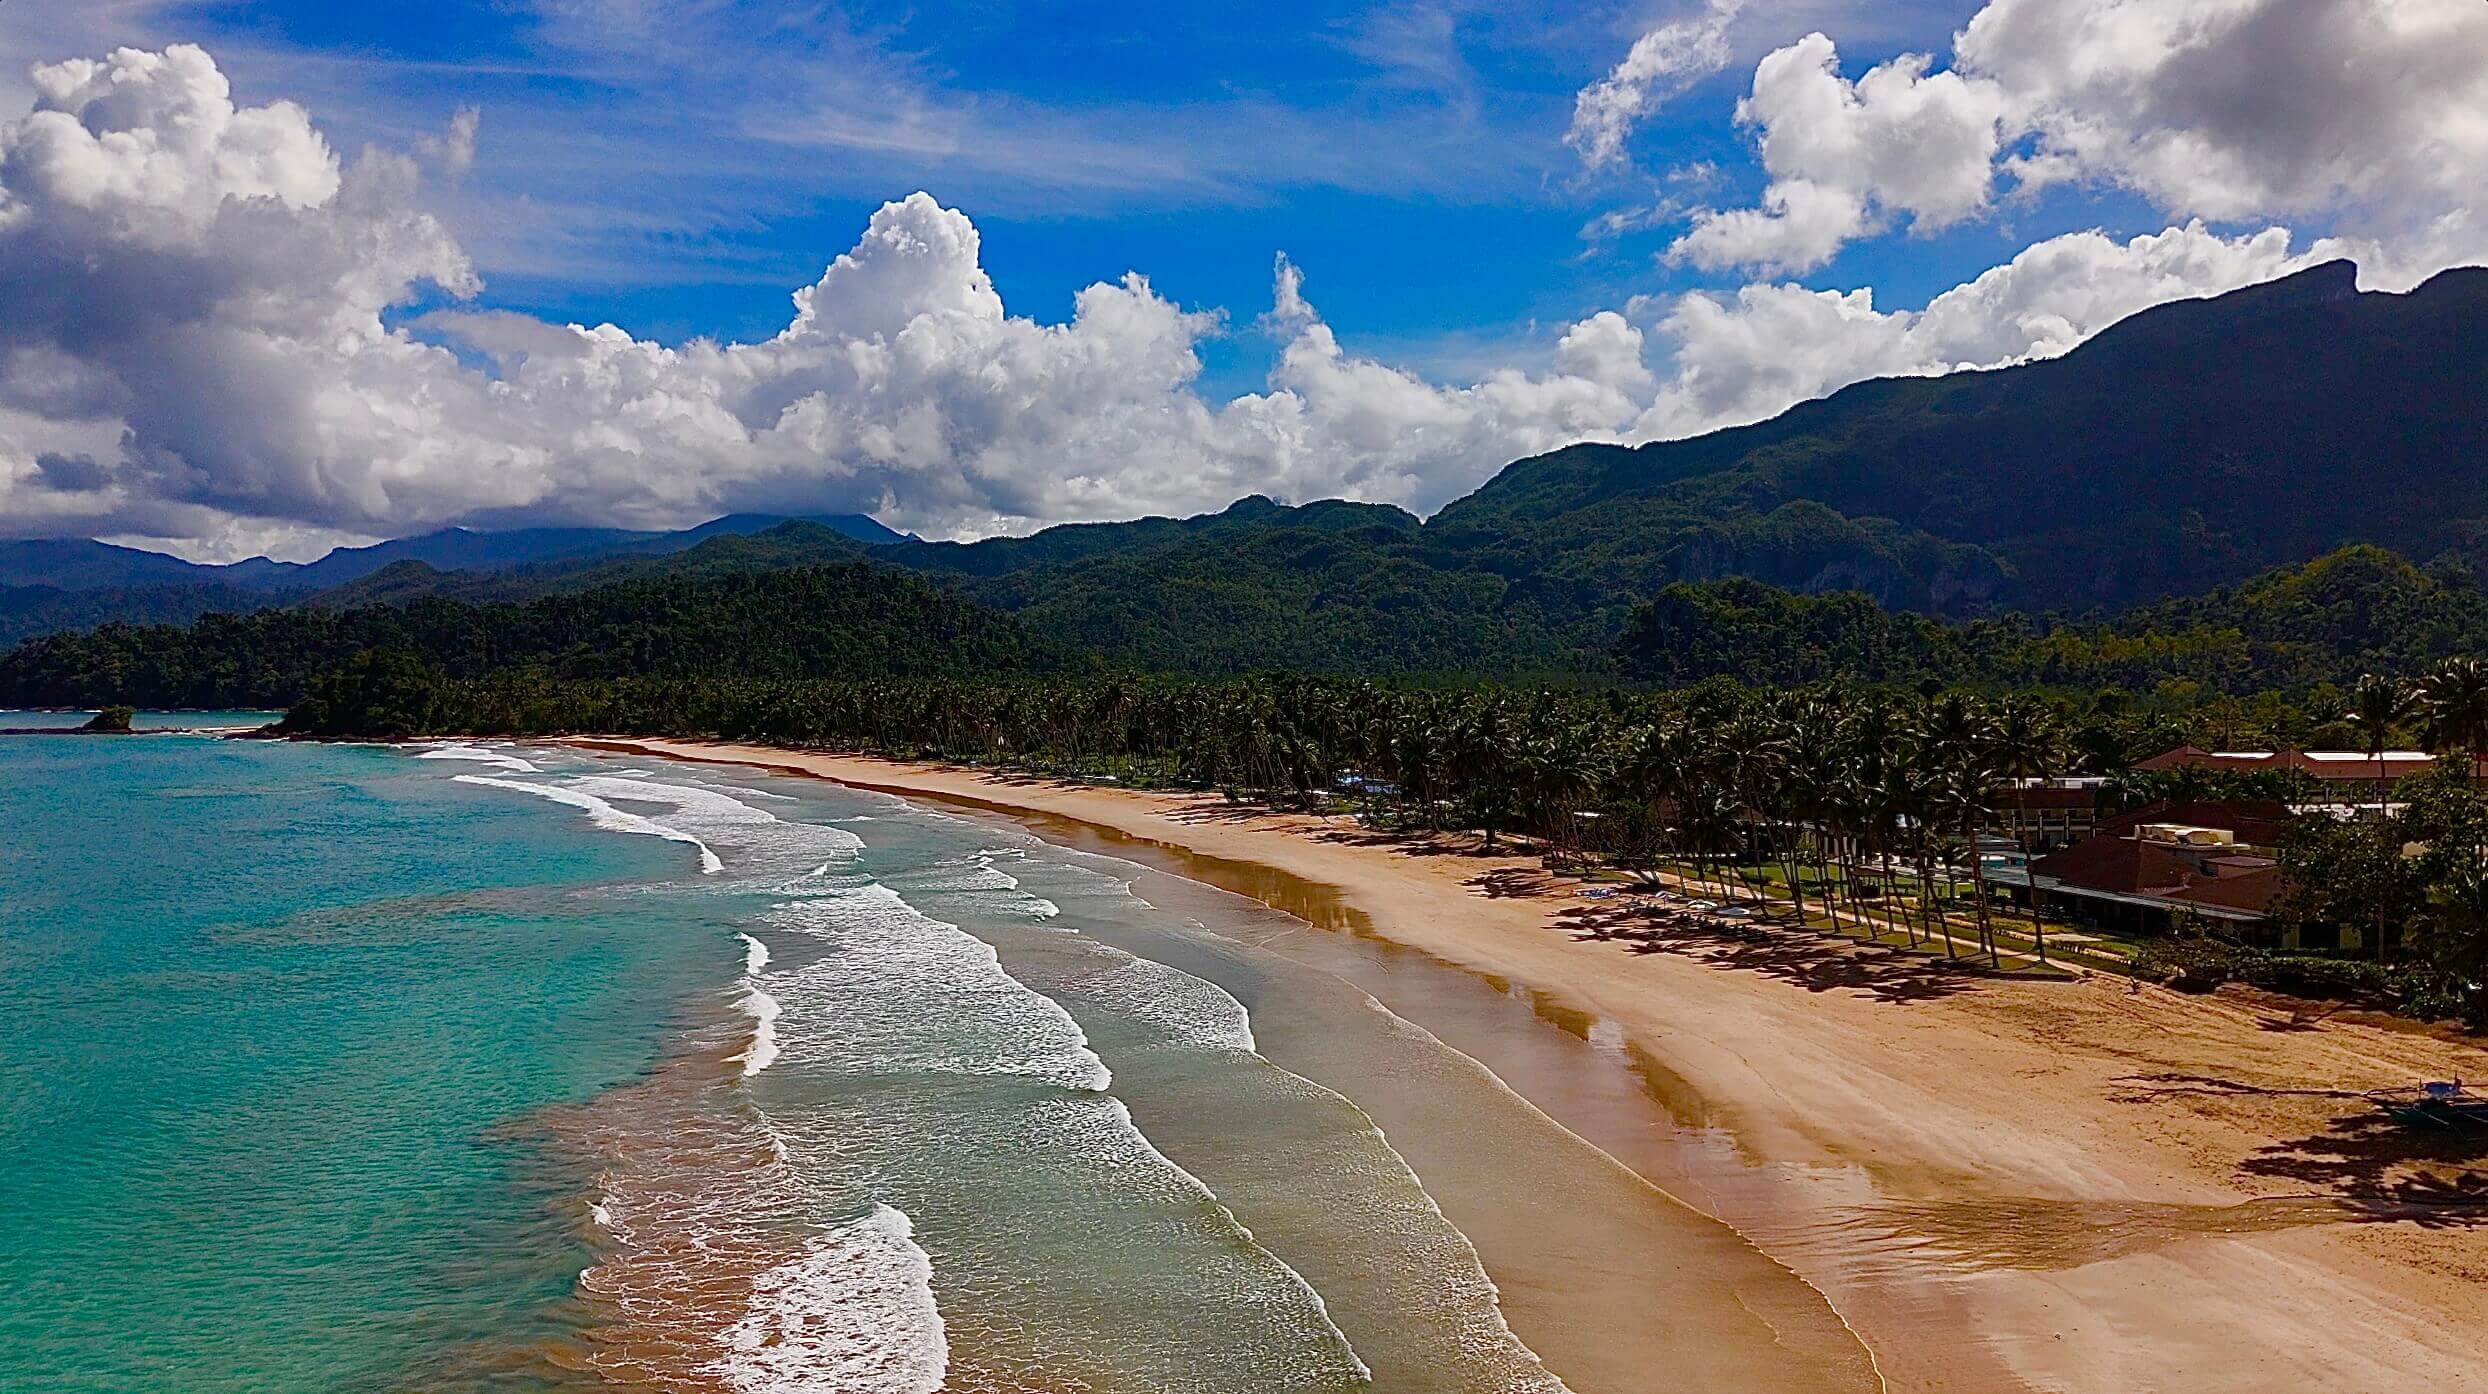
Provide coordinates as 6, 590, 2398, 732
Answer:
451, 773, 725, 874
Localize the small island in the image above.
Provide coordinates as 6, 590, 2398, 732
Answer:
81, 706, 136, 733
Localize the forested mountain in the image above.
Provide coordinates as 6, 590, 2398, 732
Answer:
0, 582, 299, 648
1442, 261, 2488, 615
0, 565, 1070, 709
240, 261, 2488, 664
292, 504, 1588, 676
0, 513, 901, 594
1616, 545, 2488, 694
7, 261, 2487, 684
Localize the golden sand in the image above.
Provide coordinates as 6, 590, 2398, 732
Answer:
571, 740, 2488, 1394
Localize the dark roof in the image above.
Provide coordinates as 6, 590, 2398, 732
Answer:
2031, 834, 2192, 896
2164, 869, 2284, 915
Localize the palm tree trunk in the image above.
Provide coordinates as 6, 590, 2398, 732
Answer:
1968, 838, 2001, 968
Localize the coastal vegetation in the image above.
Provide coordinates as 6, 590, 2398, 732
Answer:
5, 271, 2487, 1031
250, 657, 2488, 1027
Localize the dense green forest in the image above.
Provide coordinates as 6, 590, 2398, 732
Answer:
0, 582, 292, 648
1440, 262, 2488, 614
0, 566, 1073, 709
1617, 545, 2488, 695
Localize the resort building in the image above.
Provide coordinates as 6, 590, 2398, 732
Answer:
1991, 800, 2296, 940
1994, 776, 2111, 850
2132, 746, 2474, 800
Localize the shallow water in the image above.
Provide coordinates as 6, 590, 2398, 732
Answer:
2, 732, 1872, 1393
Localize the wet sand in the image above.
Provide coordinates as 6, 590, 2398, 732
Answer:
571, 740, 2488, 1394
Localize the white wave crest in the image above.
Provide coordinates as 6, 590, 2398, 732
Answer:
738, 932, 771, 975
416, 744, 540, 773
708, 1204, 948, 1394
452, 774, 723, 873
1082, 952, 1257, 1053
734, 989, 781, 1077
767, 883, 1109, 1092
572, 776, 864, 873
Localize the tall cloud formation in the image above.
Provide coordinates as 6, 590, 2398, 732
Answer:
0, 45, 1657, 555
0, 38, 2466, 559
1631, 0, 2488, 278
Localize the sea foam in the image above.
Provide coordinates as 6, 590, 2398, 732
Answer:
451, 775, 723, 873
706, 1204, 947, 1394
733, 989, 781, 1077
416, 744, 540, 773
572, 777, 864, 873
766, 882, 1110, 1092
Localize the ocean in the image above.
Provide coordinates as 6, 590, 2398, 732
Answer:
1, 724, 1641, 1394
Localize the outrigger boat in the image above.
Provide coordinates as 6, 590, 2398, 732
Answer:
2369, 1081, 2488, 1133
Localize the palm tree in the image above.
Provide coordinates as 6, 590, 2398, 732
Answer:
1915, 694, 2006, 965
1447, 697, 1521, 851
2346, 673, 2421, 810
1988, 696, 2066, 961
2419, 657, 2488, 784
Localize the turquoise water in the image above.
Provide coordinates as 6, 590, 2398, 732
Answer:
0, 732, 1580, 1394
0, 708, 282, 730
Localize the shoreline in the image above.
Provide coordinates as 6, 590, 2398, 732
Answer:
568, 738, 2488, 1394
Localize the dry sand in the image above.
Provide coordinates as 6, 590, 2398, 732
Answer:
574, 739, 2488, 1394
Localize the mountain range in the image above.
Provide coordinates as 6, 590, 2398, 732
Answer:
0, 514, 904, 646
5, 260, 2485, 673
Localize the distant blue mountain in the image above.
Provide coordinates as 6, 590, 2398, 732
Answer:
0, 514, 904, 594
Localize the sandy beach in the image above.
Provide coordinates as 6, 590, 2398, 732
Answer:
574, 738, 2488, 1394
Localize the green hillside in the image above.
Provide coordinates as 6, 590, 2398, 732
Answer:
0, 564, 1072, 710
1441, 262, 2488, 614
1616, 545, 2488, 695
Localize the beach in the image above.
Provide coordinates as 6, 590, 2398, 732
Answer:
576, 738, 2488, 1394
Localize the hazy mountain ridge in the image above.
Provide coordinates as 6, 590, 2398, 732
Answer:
0, 513, 903, 594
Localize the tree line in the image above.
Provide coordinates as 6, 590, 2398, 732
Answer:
276, 653, 2488, 1022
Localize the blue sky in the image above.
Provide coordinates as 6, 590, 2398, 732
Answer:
3, 0, 2482, 556
24, 0, 2003, 370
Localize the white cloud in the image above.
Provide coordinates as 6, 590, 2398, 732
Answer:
1639, 220, 2315, 436
0, 45, 1665, 554
1668, 32, 2011, 273
1656, 0, 2488, 276
0, 41, 2453, 562
419, 106, 481, 177
1566, 0, 1746, 171
1959, 0, 2488, 229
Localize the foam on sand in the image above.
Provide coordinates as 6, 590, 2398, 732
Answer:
451, 774, 723, 873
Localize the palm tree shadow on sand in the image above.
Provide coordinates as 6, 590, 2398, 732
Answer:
1557, 902, 1984, 1006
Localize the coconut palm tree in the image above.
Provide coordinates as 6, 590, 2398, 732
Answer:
2419, 658, 2488, 784
1988, 696, 2066, 961
2346, 673, 2421, 809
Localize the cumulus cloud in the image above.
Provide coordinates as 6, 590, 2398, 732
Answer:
1565, 0, 1745, 171
419, 106, 481, 176
1959, 0, 2488, 231
0, 41, 2442, 561
1639, 221, 2319, 437
0, 44, 1671, 554
1652, 0, 2488, 276
1669, 33, 2010, 273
